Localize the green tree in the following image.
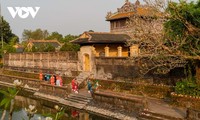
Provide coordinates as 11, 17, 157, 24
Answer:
60, 42, 80, 51
0, 17, 19, 46
44, 44, 56, 52
46, 32, 63, 42
22, 29, 49, 40
62, 34, 79, 43
165, 0, 200, 56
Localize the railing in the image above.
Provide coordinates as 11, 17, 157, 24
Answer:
93, 90, 144, 112
0, 74, 71, 99
0, 74, 41, 88
39, 83, 70, 98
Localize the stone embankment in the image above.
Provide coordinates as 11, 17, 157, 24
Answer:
0, 73, 138, 120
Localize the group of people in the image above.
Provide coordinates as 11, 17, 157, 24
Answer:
39, 72, 63, 86
71, 77, 101, 94
87, 79, 101, 93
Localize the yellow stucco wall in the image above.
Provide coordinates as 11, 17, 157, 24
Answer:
93, 44, 129, 57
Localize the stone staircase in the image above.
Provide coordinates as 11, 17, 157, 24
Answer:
76, 72, 92, 88
139, 110, 184, 120
63, 89, 93, 109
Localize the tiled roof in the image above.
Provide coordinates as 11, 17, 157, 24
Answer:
71, 32, 131, 44
106, 7, 163, 21
106, 12, 134, 21
28, 40, 61, 48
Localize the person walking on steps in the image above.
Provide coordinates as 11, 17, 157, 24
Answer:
87, 79, 92, 93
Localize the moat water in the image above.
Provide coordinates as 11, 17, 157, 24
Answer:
0, 94, 111, 120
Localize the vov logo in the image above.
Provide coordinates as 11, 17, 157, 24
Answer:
7, 7, 40, 19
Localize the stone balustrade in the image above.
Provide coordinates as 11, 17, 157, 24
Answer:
93, 90, 144, 112
39, 83, 70, 98
0, 74, 71, 98
0, 74, 41, 88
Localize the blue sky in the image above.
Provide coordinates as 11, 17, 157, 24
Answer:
0, 0, 197, 40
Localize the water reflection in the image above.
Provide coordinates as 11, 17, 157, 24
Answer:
0, 95, 110, 120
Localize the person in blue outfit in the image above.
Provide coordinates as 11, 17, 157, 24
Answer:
87, 79, 92, 93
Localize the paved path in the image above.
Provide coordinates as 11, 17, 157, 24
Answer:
100, 90, 186, 120
147, 98, 186, 118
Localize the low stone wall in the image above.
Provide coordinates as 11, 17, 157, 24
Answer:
2, 69, 74, 85
95, 57, 185, 86
93, 91, 144, 112
0, 74, 71, 98
0, 74, 41, 89
171, 93, 200, 110
96, 79, 173, 99
187, 109, 200, 120
38, 83, 70, 98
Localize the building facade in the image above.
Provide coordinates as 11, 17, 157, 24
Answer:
72, 0, 165, 72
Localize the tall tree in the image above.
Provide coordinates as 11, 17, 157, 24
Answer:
46, 32, 63, 42
22, 29, 49, 40
0, 17, 18, 46
127, 0, 200, 76
165, 0, 200, 56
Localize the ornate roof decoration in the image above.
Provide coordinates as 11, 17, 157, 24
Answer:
106, 0, 163, 21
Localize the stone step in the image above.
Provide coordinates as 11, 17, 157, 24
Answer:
68, 95, 91, 102
65, 97, 88, 105
69, 94, 92, 100
139, 114, 168, 120
60, 99, 85, 109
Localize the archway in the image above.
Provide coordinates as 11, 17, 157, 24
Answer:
83, 54, 90, 71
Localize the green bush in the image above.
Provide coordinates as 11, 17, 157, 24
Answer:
175, 78, 200, 96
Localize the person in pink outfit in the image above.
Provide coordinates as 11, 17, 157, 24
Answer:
74, 81, 79, 93
71, 78, 76, 91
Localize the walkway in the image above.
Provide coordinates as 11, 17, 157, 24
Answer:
99, 90, 186, 120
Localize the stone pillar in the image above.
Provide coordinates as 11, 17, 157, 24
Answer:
104, 46, 110, 57
130, 44, 139, 57
92, 46, 96, 55
117, 46, 122, 57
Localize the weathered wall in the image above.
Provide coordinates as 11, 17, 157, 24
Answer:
94, 57, 138, 80
3, 52, 79, 76
94, 44, 128, 57
94, 57, 185, 85
93, 91, 144, 112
